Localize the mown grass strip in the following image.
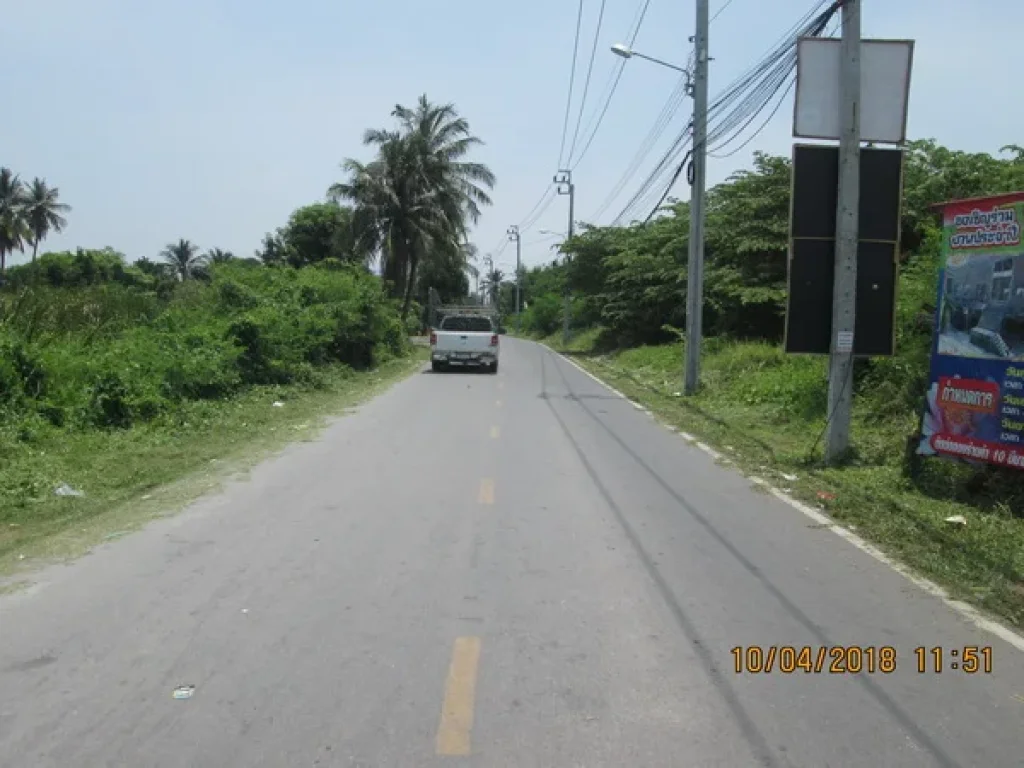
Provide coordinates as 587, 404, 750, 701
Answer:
0, 350, 425, 575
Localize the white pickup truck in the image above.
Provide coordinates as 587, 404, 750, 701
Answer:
430, 314, 499, 373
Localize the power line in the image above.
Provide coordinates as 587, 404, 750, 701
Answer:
557, 0, 586, 169
709, 77, 795, 158
589, 73, 691, 221
516, 186, 555, 229
708, 6, 835, 164
709, 0, 739, 24
641, 149, 692, 223
612, 0, 840, 224
610, 105, 695, 224
569, 0, 654, 171
704, 0, 836, 153
520, 188, 558, 232
567, 0, 609, 164
706, 11, 835, 167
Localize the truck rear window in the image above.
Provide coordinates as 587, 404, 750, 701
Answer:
441, 316, 493, 332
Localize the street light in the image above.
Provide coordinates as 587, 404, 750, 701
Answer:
611, 11, 708, 396
610, 43, 691, 80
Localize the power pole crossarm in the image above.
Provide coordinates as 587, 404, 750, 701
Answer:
824, 0, 861, 464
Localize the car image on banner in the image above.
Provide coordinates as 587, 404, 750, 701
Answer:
918, 191, 1024, 469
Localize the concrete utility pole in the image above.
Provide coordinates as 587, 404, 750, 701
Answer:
508, 225, 521, 331
684, 0, 709, 395
554, 169, 575, 344
483, 254, 494, 306
824, 0, 861, 464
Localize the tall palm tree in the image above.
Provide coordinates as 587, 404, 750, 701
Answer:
482, 268, 504, 306
23, 178, 71, 262
161, 239, 205, 281
416, 239, 479, 304
392, 95, 496, 228
0, 168, 28, 274
330, 132, 452, 319
462, 243, 480, 288
205, 247, 235, 264
328, 95, 495, 320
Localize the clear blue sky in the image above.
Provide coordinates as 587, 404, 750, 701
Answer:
2, 0, 1019, 274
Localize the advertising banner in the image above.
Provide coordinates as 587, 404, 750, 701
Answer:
918, 192, 1024, 468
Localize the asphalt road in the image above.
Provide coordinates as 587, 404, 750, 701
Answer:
2, 337, 1023, 767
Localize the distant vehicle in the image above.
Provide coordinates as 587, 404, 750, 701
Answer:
430, 314, 500, 373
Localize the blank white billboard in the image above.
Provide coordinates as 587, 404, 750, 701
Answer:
793, 37, 914, 144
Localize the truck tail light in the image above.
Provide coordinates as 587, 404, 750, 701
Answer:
490, 334, 498, 347
429, 331, 437, 346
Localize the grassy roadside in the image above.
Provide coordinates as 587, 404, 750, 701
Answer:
0, 349, 426, 577
536, 328, 1024, 629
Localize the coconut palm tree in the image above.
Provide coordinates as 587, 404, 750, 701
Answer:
461, 242, 480, 294
23, 178, 71, 262
482, 268, 504, 306
205, 248, 235, 264
0, 168, 28, 274
328, 96, 495, 320
160, 239, 206, 280
330, 132, 453, 319
392, 95, 496, 227
416, 239, 480, 305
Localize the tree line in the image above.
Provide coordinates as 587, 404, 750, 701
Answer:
0, 94, 494, 438
253, 95, 494, 322
0, 169, 71, 272
2, 94, 494, 326
511, 140, 1024, 347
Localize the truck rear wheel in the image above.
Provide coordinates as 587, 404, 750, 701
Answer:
432, 361, 445, 373
490, 362, 499, 374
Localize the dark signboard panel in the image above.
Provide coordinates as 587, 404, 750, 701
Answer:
860, 149, 904, 243
790, 145, 904, 242
784, 239, 897, 356
784, 238, 833, 354
854, 241, 898, 357
790, 147, 840, 240
785, 144, 904, 356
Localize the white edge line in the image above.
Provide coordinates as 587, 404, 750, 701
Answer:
538, 342, 631, 401
538, 340, 1024, 654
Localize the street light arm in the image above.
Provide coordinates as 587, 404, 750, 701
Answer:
631, 50, 691, 75
611, 42, 690, 77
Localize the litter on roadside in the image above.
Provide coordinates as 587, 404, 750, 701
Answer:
172, 685, 195, 700
54, 483, 84, 497
944, 515, 968, 527
272, 401, 285, 407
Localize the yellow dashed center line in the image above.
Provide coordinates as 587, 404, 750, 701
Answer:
490, 425, 500, 439
436, 636, 482, 755
478, 478, 494, 505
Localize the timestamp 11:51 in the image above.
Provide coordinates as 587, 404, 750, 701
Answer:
915, 646, 993, 673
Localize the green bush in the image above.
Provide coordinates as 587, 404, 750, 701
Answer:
522, 294, 563, 336
0, 260, 408, 434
